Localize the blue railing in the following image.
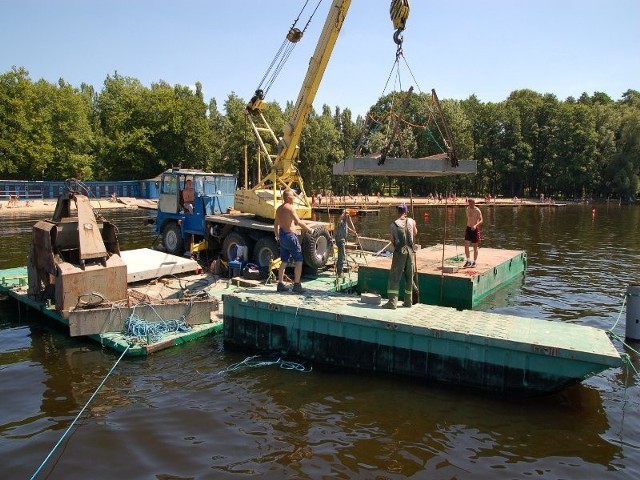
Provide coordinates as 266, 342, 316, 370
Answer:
0, 179, 161, 200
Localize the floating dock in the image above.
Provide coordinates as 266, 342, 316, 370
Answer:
0, 249, 222, 357
222, 290, 621, 396
357, 244, 527, 309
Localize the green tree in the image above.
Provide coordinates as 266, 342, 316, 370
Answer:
0, 68, 53, 179
95, 74, 157, 179
299, 104, 342, 192
45, 79, 95, 179
606, 108, 640, 200
0, 68, 94, 180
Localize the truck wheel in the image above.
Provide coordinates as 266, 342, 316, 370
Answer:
222, 232, 252, 262
162, 222, 184, 255
253, 236, 279, 268
302, 225, 331, 270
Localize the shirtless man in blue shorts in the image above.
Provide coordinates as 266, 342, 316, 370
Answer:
274, 189, 311, 293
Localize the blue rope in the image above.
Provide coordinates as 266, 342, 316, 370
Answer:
30, 345, 130, 480
123, 316, 191, 344
121, 302, 192, 344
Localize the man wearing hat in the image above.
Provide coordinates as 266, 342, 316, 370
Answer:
383, 203, 418, 309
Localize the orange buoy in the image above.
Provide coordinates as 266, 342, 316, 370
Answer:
347, 208, 356, 217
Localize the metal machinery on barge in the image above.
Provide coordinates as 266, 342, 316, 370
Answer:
27, 183, 127, 317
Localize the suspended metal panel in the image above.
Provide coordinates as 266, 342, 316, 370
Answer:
333, 156, 477, 177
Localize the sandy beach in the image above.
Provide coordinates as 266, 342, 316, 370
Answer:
0, 195, 551, 217
0, 197, 147, 216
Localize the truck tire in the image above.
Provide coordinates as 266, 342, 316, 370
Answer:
162, 222, 184, 255
253, 236, 279, 268
302, 225, 331, 270
222, 232, 252, 262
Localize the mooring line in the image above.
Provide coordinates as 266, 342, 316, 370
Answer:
30, 345, 130, 480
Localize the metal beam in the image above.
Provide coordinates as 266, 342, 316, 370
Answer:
333, 156, 477, 177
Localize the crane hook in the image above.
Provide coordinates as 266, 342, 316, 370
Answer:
393, 28, 404, 46
390, 0, 410, 45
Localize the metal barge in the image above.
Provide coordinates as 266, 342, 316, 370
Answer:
222, 288, 622, 396
358, 244, 528, 309
0, 181, 222, 357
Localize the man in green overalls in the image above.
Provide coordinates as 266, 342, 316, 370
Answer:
383, 203, 418, 309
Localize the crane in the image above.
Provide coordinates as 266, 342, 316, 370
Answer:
235, 0, 411, 220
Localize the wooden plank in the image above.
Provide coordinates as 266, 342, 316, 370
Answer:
231, 277, 262, 288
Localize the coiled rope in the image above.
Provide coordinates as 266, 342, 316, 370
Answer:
30, 345, 130, 479
122, 302, 193, 344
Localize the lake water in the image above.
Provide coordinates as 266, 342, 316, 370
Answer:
1, 203, 639, 479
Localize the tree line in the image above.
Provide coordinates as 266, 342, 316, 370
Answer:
1, 67, 638, 200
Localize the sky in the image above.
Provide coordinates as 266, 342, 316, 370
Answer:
1, 0, 639, 117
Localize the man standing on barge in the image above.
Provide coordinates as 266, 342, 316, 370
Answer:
274, 189, 310, 294
383, 203, 417, 309
463, 198, 483, 267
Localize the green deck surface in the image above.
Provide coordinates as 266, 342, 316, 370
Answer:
0, 266, 28, 290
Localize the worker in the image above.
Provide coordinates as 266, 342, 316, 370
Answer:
463, 198, 483, 267
181, 179, 195, 213
274, 189, 311, 294
383, 203, 417, 309
335, 209, 356, 277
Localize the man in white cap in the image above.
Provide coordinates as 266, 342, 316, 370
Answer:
383, 203, 417, 309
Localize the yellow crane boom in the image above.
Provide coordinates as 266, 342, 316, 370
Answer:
279, 0, 352, 168
237, 0, 410, 220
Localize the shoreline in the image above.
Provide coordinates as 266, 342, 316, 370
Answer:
312, 196, 563, 209
0, 198, 139, 216
0, 195, 573, 217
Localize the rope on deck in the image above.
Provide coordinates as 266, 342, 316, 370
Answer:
122, 302, 193, 344
30, 345, 130, 480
